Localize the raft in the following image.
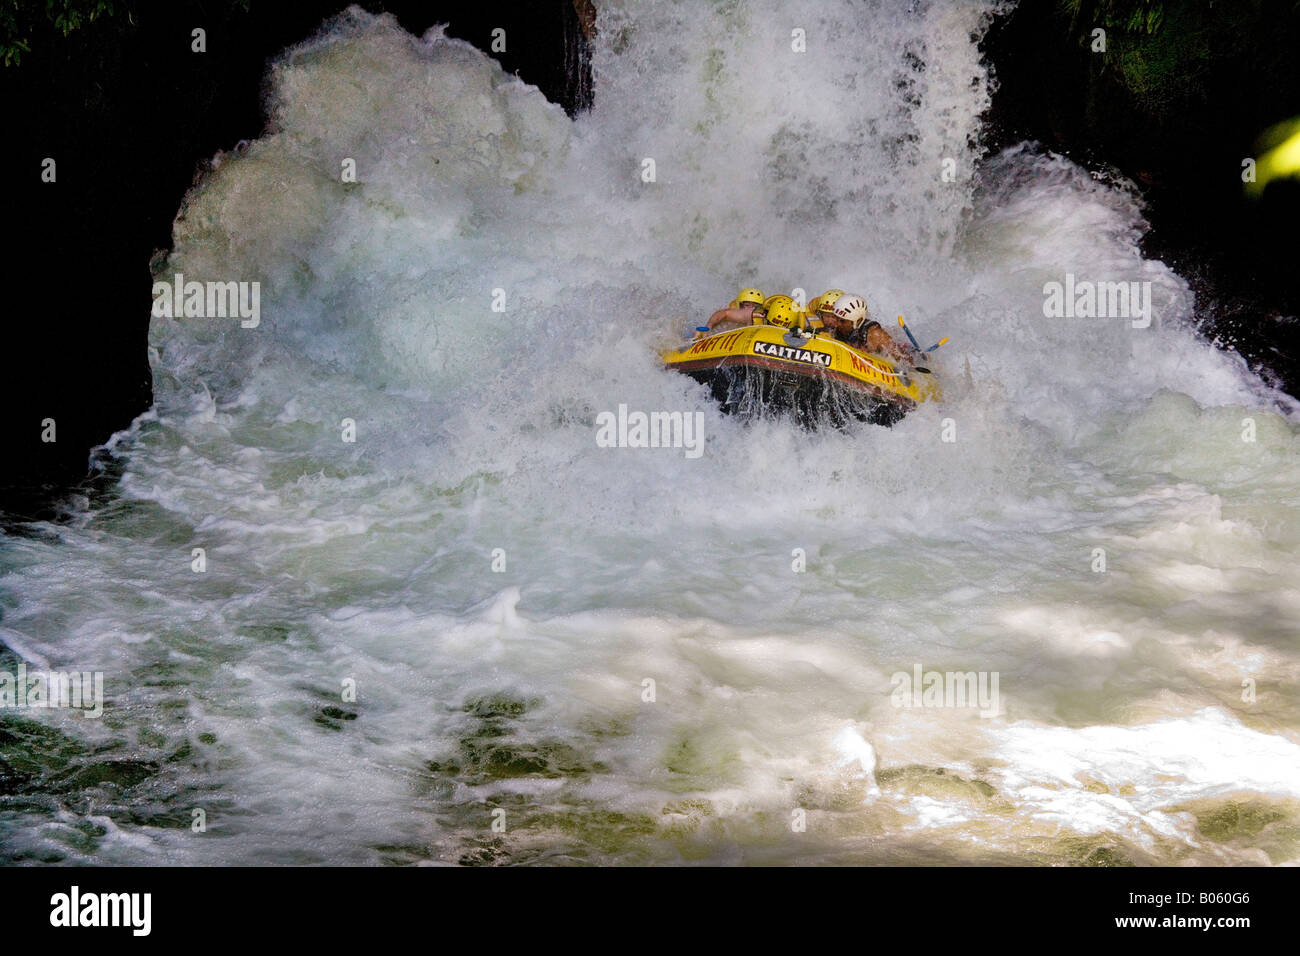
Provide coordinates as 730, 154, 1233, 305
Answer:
662, 323, 939, 426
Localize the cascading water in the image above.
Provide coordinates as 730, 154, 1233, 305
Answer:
2, 0, 1298, 865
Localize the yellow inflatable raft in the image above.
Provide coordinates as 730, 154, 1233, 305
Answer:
662, 323, 940, 426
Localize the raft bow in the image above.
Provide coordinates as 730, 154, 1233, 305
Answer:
662, 324, 939, 426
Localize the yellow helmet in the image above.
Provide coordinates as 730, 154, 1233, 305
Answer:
764, 295, 800, 329
807, 289, 846, 318
734, 287, 765, 308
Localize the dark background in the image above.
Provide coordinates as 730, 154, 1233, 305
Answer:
2, 0, 1297, 520
982, 0, 1300, 396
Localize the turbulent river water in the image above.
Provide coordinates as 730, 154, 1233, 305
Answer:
3, 0, 1299, 865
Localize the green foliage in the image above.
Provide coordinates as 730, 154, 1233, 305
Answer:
1059, 0, 1285, 116
1, 0, 120, 66
1112, 6, 1211, 110
1, 0, 253, 65
1060, 0, 1166, 35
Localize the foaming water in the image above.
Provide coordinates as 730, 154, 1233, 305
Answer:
2, 2, 1298, 865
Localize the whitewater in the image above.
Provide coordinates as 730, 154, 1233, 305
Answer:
2, 0, 1299, 865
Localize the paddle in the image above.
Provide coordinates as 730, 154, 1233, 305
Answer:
898, 315, 950, 355
896, 315, 923, 351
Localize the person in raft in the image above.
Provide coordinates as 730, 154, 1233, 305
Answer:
705, 288, 768, 331
818, 293, 868, 342
818, 294, 915, 363
858, 319, 917, 363
762, 295, 805, 331
804, 288, 846, 334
